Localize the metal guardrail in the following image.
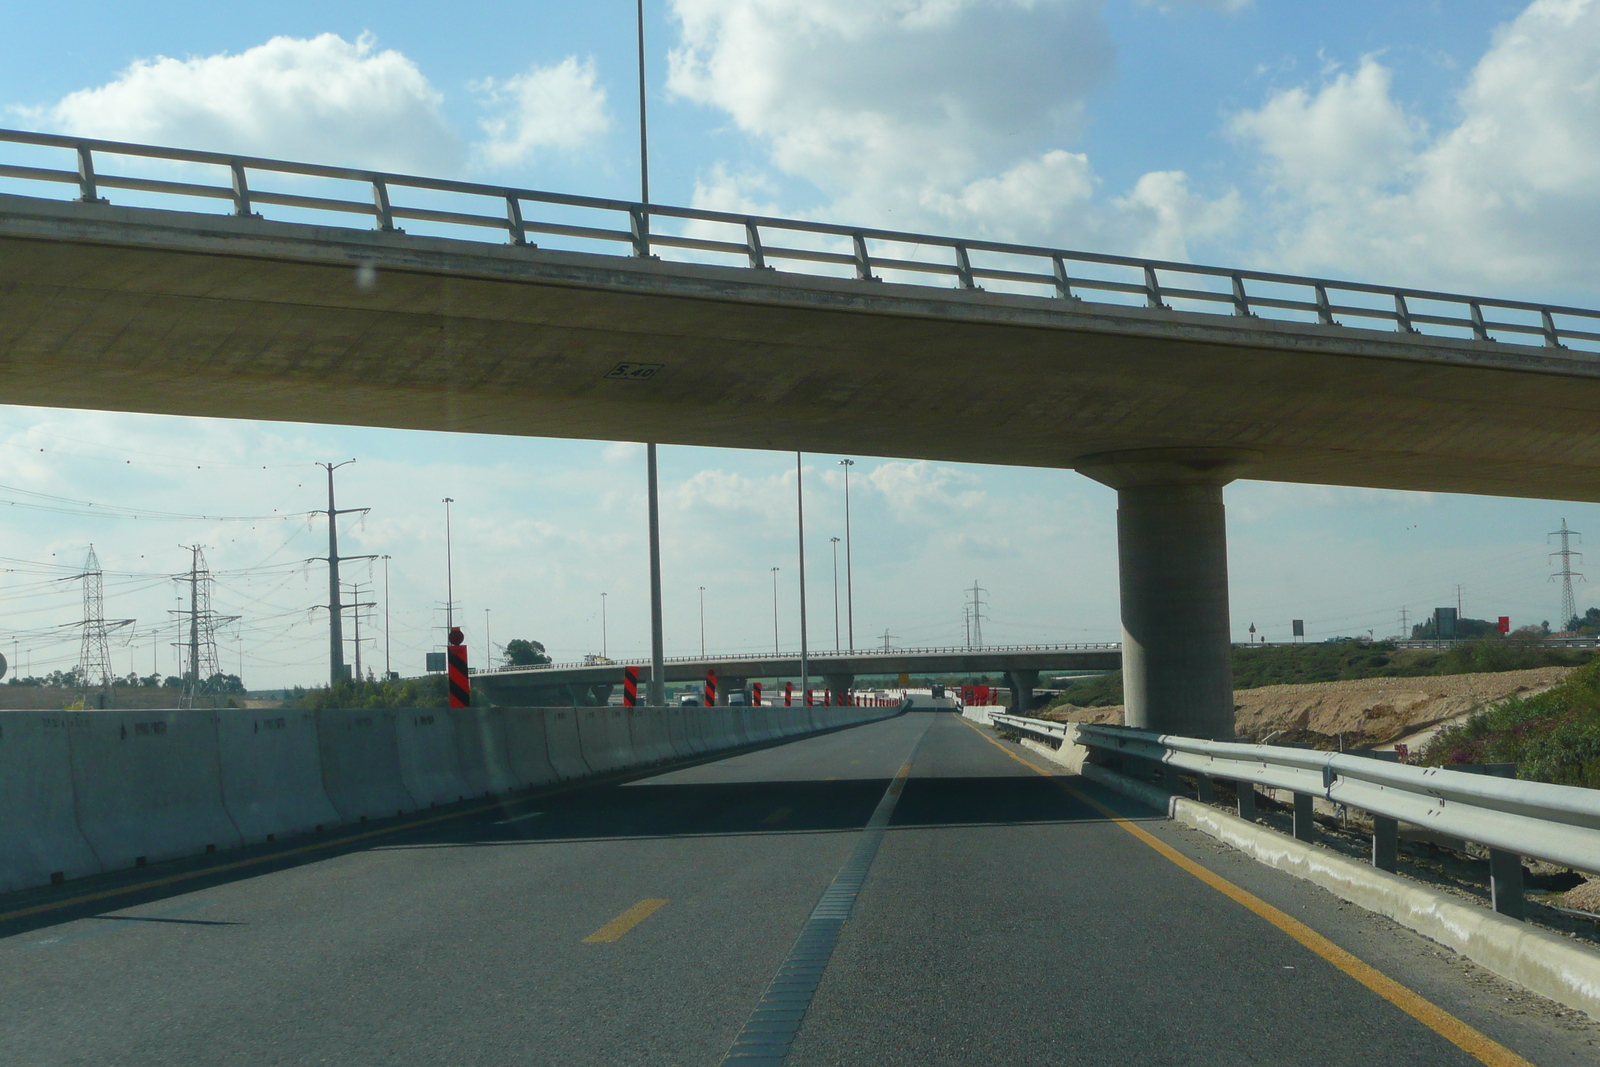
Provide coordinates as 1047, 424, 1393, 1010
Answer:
2, 128, 1598, 353
474, 642, 1122, 676
992, 715, 1600, 879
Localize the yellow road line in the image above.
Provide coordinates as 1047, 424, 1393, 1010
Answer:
583, 898, 669, 943
955, 716, 1536, 1067
763, 807, 794, 825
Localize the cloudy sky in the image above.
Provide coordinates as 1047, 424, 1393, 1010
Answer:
2, 0, 1598, 687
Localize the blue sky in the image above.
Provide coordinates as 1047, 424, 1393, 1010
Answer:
2, 1, 1598, 687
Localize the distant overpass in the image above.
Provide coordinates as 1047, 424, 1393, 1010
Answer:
6, 128, 1600, 739
472, 643, 1121, 711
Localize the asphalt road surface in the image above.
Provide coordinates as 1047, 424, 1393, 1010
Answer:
3, 710, 1597, 1066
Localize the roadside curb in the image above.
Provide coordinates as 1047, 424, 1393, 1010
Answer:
1017, 734, 1600, 1022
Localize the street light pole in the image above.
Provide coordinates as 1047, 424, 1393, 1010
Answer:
771, 568, 780, 654
839, 459, 855, 651
797, 452, 809, 702
699, 586, 706, 657
442, 497, 455, 633
647, 444, 665, 706
601, 592, 608, 660
382, 554, 392, 680
830, 537, 841, 652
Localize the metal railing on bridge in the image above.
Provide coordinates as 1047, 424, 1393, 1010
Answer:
3, 128, 1598, 354
473, 641, 1122, 676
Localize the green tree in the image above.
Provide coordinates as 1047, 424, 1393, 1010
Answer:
503, 638, 551, 667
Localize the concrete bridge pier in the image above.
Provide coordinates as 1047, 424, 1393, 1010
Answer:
1005, 669, 1041, 714
824, 674, 854, 705
718, 678, 748, 706
1077, 448, 1259, 740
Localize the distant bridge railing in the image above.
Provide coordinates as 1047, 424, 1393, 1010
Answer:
475, 642, 1122, 676
2, 128, 1598, 353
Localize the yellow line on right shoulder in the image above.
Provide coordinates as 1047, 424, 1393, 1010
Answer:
955, 715, 1536, 1067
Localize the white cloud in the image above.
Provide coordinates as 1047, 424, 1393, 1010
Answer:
867, 461, 986, 515
472, 56, 611, 169
25, 33, 461, 173
667, 0, 1236, 258
1230, 0, 1600, 293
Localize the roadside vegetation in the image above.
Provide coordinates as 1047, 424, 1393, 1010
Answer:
290, 675, 455, 710
1046, 639, 1595, 710
1418, 659, 1600, 788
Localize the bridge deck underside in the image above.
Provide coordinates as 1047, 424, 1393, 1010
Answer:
4, 196, 1600, 500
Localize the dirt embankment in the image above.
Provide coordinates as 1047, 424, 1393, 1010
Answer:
0, 686, 234, 710
1043, 666, 1572, 747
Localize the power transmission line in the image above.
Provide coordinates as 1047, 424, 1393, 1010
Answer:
171, 545, 239, 708
1549, 518, 1584, 628
966, 581, 988, 649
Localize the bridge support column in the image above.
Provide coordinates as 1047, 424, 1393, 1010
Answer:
719, 678, 748, 706
1078, 448, 1258, 740
1005, 669, 1040, 714
824, 674, 854, 704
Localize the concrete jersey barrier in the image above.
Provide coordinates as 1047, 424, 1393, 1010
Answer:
542, 708, 591, 780
452, 707, 520, 796
0, 711, 101, 892
316, 709, 417, 822
215, 708, 339, 842
65, 709, 243, 869
502, 708, 559, 788
627, 708, 674, 765
1, 702, 911, 894
395, 709, 468, 806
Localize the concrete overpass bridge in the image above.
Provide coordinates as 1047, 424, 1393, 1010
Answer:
472, 643, 1122, 710
4, 128, 1600, 739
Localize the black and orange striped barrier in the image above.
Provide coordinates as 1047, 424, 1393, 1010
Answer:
623, 665, 639, 707
447, 627, 469, 709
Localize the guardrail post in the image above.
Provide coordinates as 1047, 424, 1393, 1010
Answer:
230, 162, 252, 217
1489, 849, 1525, 919
75, 145, 103, 203
1292, 792, 1315, 842
371, 179, 396, 232
852, 233, 876, 282
954, 244, 977, 290
1314, 284, 1335, 325
1372, 815, 1398, 872
1236, 782, 1257, 820
1051, 256, 1077, 300
1469, 301, 1489, 341
745, 220, 765, 269
630, 207, 651, 257
1195, 772, 1215, 802
1394, 293, 1418, 334
1143, 265, 1167, 310
505, 195, 528, 246
1230, 274, 1252, 316
1541, 309, 1564, 349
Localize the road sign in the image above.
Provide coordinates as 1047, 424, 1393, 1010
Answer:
705, 668, 718, 706
425, 651, 446, 673
623, 665, 639, 707
752, 682, 763, 706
